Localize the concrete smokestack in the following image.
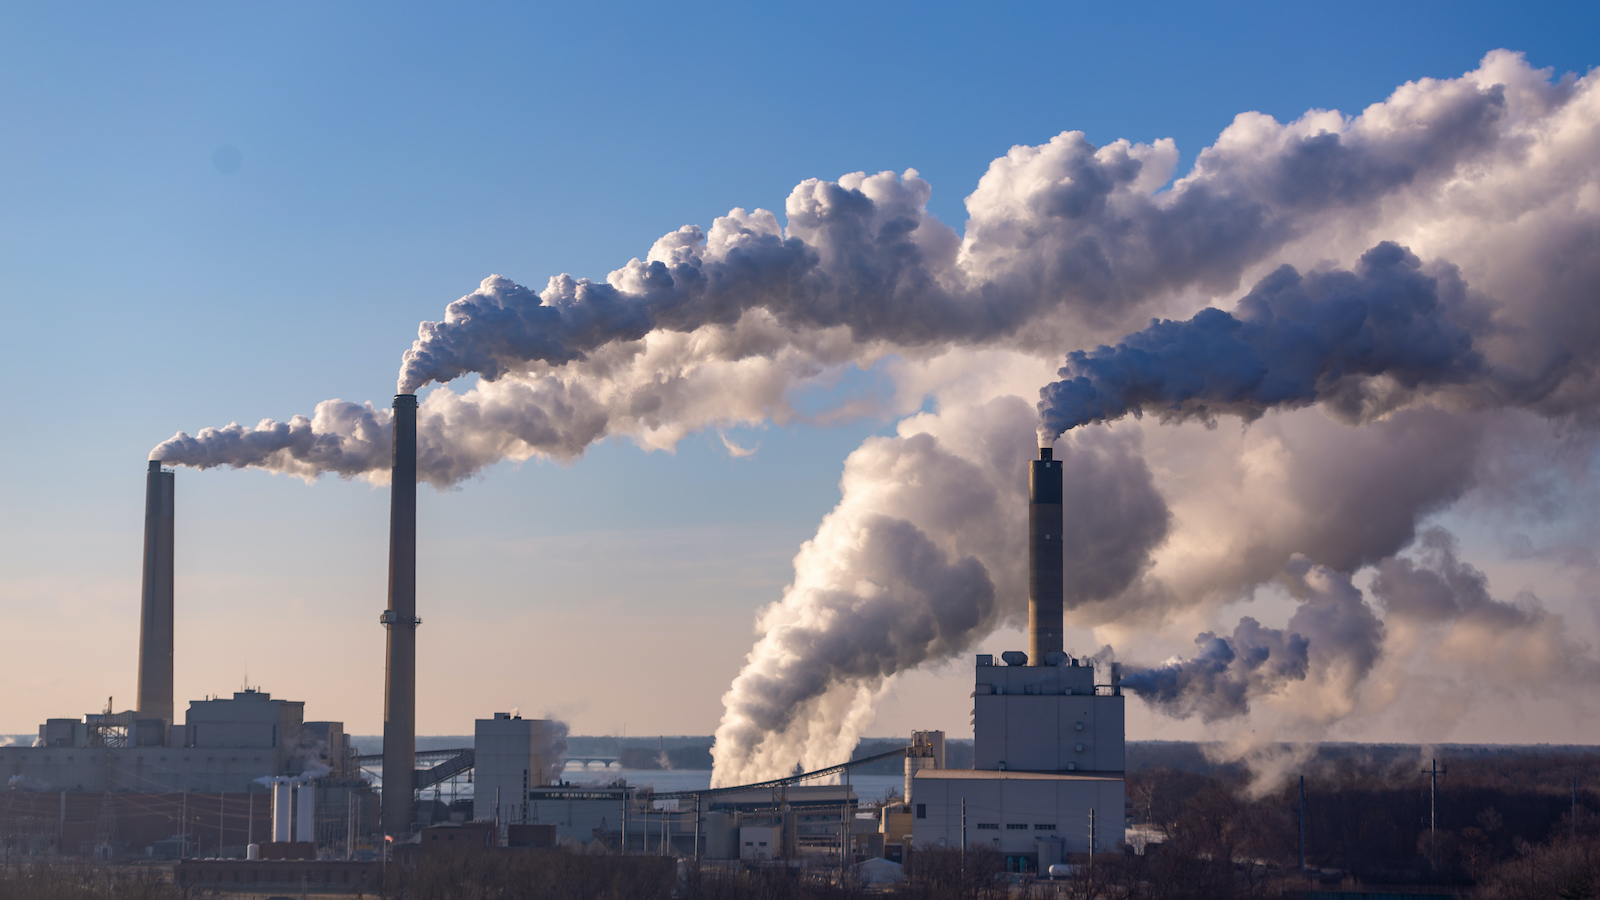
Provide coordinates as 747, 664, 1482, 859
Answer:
1028, 447, 1064, 664
380, 394, 419, 837
137, 460, 175, 727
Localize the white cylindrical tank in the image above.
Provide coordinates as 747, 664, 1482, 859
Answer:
246, 843, 260, 860
272, 780, 292, 843
296, 782, 315, 845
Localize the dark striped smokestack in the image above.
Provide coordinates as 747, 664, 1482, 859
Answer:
137, 460, 175, 727
381, 394, 419, 837
1028, 446, 1064, 664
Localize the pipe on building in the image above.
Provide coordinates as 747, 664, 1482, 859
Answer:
272, 780, 292, 843
380, 394, 419, 837
137, 460, 176, 728
1028, 447, 1064, 664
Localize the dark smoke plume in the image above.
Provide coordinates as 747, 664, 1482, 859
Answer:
1121, 555, 1384, 723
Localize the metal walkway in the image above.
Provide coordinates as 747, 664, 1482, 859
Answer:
357, 747, 475, 791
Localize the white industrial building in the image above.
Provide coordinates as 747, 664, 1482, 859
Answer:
910, 652, 1126, 872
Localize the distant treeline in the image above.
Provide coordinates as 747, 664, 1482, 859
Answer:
1131, 749, 1600, 885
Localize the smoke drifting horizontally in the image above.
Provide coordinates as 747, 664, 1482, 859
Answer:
151, 51, 1600, 787
1037, 242, 1487, 443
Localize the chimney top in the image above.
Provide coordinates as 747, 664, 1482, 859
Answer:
393, 394, 418, 408
1039, 447, 1053, 461
148, 460, 162, 473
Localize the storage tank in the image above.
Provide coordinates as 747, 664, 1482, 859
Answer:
272, 780, 292, 842
296, 782, 315, 845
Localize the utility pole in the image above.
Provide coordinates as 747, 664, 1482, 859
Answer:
1089, 808, 1096, 864
840, 795, 847, 876
1299, 775, 1307, 874
1422, 759, 1447, 874
960, 797, 967, 873
844, 765, 851, 871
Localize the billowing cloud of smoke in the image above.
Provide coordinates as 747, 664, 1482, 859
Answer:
1373, 527, 1600, 684
152, 325, 858, 486
1121, 620, 1310, 721
157, 51, 1591, 487
145, 52, 1600, 785
1117, 521, 1599, 761
392, 44, 1519, 398
1122, 555, 1384, 722
711, 397, 1170, 786
1037, 242, 1491, 442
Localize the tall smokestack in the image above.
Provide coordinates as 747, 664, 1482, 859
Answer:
380, 394, 419, 837
1028, 447, 1063, 663
137, 460, 175, 728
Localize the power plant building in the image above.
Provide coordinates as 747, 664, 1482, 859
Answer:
472, 713, 564, 825
908, 448, 1128, 872
3, 690, 349, 794
3, 463, 356, 809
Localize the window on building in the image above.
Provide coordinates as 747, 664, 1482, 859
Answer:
1034, 823, 1057, 830
976, 823, 999, 830
916, 804, 926, 819
1006, 823, 1029, 830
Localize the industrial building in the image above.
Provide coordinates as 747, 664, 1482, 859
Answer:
4, 689, 351, 794
5, 403, 1127, 876
473, 713, 566, 824
905, 447, 1128, 873
0, 460, 373, 860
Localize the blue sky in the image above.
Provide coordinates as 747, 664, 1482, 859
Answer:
1, 1, 1596, 739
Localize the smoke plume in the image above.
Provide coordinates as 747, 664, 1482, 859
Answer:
1122, 555, 1384, 724
147, 51, 1600, 785
1037, 242, 1488, 442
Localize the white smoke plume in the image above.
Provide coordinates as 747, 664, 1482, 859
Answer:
146, 52, 1600, 786
156, 51, 1591, 482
